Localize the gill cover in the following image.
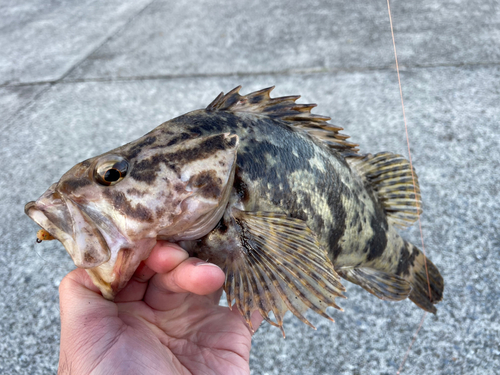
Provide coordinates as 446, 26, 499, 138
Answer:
158, 133, 240, 241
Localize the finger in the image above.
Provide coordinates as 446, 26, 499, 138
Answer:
114, 242, 189, 302
144, 258, 225, 311
133, 261, 156, 283
144, 241, 189, 274
113, 261, 155, 302
154, 258, 225, 295
210, 286, 224, 305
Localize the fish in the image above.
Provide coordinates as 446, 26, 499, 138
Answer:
25, 86, 444, 335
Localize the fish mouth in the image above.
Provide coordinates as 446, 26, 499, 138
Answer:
25, 184, 156, 300
25, 183, 111, 269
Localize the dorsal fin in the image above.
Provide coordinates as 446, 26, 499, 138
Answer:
347, 152, 423, 228
206, 86, 359, 154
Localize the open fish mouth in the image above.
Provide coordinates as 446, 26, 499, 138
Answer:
25, 183, 157, 300
25, 183, 111, 269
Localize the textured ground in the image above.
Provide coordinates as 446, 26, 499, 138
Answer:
1, 0, 499, 374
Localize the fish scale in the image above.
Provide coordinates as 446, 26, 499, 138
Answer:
25, 86, 444, 334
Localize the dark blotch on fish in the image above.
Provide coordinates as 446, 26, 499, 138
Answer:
234, 171, 249, 203
130, 155, 163, 184
127, 136, 157, 159
396, 242, 419, 277
166, 132, 193, 147
62, 177, 92, 191
84, 251, 97, 264
365, 212, 388, 262
215, 217, 229, 234
189, 170, 222, 199
104, 190, 153, 222
127, 188, 146, 197
131, 133, 234, 184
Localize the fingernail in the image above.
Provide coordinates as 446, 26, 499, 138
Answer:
195, 262, 221, 269
158, 241, 187, 251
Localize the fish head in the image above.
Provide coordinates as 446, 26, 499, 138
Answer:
25, 124, 239, 299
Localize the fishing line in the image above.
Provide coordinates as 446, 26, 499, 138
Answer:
32, 237, 74, 271
385, 0, 432, 373
396, 312, 427, 375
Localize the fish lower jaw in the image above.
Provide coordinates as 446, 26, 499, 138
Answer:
85, 238, 157, 300
86, 268, 115, 300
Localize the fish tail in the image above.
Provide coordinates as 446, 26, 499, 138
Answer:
405, 242, 444, 313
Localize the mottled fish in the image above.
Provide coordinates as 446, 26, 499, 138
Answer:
25, 87, 444, 335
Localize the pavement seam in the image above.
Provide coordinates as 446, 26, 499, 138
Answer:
0, 0, 158, 133
1, 60, 499, 89
0, 85, 53, 134
56, 0, 158, 83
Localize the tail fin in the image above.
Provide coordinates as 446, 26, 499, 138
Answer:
407, 245, 444, 313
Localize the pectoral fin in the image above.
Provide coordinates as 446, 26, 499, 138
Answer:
338, 267, 411, 301
224, 209, 345, 336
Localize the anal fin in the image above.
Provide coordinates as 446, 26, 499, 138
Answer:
338, 267, 411, 301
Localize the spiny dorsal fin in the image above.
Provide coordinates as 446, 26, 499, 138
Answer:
347, 152, 423, 228
206, 86, 359, 154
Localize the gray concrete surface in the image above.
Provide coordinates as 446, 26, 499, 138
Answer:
1, 0, 499, 374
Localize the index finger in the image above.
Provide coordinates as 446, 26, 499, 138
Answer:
114, 242, 189, 302
144, 241, 189, 274
144, 257, 225, 311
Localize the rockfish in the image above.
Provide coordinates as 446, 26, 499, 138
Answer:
25, 87, 444, 334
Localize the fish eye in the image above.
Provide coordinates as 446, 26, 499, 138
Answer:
104, 168, 121, 182
94, 155, 129, 186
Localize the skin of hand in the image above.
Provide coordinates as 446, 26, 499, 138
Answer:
58, 241, 263, 375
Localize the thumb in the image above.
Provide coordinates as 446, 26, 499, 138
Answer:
59, 268, 117, 339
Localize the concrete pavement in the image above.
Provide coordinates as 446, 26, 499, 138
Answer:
1, 1, 499, 373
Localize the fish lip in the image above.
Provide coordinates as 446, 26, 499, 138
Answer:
25, 185, 111, 269
24, 190, 73, 245
24, 201, 36, 216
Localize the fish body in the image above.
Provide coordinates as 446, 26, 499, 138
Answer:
25, 87, 443, 333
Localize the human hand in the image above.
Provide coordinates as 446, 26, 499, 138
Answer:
58, 241, 263, 375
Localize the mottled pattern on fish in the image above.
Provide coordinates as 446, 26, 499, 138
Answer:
25, 86, 444, 335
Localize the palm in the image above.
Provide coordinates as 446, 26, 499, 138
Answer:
58, 243, 260, 375
114, 296, 251, 374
